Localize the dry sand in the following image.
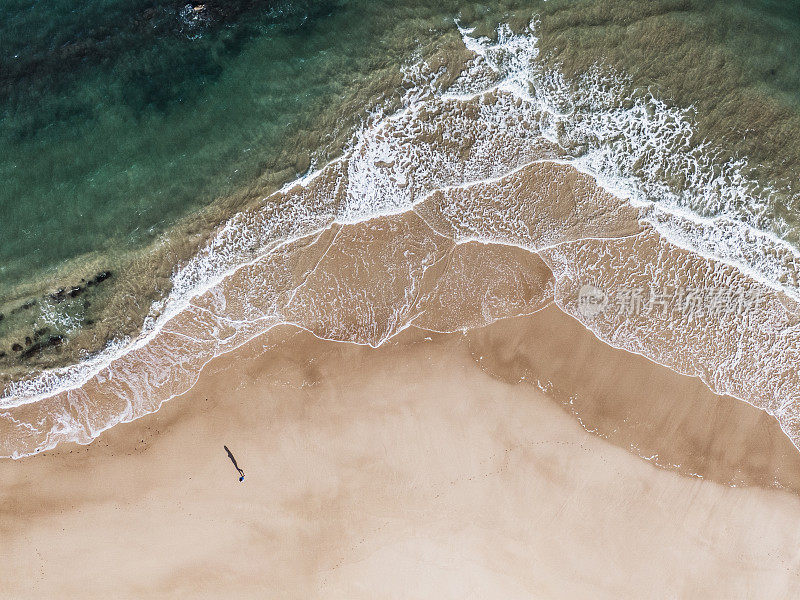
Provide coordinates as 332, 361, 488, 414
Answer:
2, 308, 800, 598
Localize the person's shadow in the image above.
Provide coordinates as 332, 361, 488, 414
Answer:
224, 445, 245, 481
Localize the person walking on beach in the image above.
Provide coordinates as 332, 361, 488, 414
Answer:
224, 445, 245, 481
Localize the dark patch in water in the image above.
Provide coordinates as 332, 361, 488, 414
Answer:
49, 289, 67, 303
10, 300, 36, 316
86, 270, 113, 286
20, 335, 65, 360
0, 269, 115, 369
1, 0, 344, 131
49, 270, 111, 308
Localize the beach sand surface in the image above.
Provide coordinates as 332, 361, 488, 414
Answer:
2, 308, 800, 598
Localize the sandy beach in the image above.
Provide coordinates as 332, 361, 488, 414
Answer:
3, 306, 800, 599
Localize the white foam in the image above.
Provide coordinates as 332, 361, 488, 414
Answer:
454, 21, 800, 302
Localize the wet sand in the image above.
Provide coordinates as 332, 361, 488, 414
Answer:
468, 306, 800, 492
2, 309, 800, 598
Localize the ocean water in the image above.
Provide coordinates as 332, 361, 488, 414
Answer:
2, 0, 800, 457
0, 0, 474, 376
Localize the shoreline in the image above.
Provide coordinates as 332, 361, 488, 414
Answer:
3, 315, 800, 597
9, 300, 800, 491
3, 157, 800, 459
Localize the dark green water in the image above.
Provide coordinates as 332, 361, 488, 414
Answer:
0, 0, 415, 292
1, 0, 800, 375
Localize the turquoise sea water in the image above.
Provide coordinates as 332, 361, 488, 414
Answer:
1, 0, 799, 378
0, 0, 414, 291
